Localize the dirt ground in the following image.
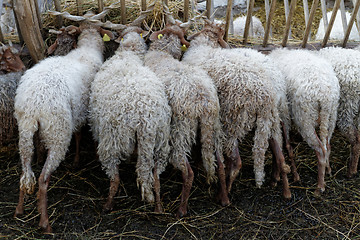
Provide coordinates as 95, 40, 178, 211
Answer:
0, 126, 359, 239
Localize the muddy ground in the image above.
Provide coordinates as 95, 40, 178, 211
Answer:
0, 126, 359, 239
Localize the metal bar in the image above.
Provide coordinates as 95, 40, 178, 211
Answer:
303, 0, 310, 40
342, 0, 360, 47
284, 0, 293, 39
282, 0, 297, 46
263, 0, 277, 47
339, 0, 347, 35
224, 0, 233, 41
302, 0, 319, 47
321, 0, 341, 47
243, 0, 255, 44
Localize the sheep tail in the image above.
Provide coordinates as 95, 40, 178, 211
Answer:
18, 118, 38, 194
253, 114, 272, 188
199, 114, 220, 184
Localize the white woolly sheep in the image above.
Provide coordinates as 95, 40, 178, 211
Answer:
145, 15, 229, 217
182, 20, 291, 199
215, 16, 265, 38
13, 8, 115, 232
318, 47, 360, 178
269, 48, 340, 195
315, 10, 360, 41
89, 6, 172, 213
0, 43, 26, 146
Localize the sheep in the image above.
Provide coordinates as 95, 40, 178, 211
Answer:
215, 16, 265, 38
269, 48, 340, 195
47, 26, 80, 56
230, 47, 299, 183
0, 42, 26, 147
89, 3, 171, 213
315, 10, 360, 41
182, 20, 291, 199
318, 47, 360, 178
144, 9, 229, 217
1, 2, 17, 34
13, 7, 115, 232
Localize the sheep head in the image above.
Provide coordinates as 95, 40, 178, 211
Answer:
48, 26, 80, 56
188, 19, 229, 48
0, 41, 25, 73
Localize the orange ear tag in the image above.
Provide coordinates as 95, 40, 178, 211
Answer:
102, 33, 111, 42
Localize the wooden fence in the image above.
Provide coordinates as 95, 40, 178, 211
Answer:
1, 0, 360, 63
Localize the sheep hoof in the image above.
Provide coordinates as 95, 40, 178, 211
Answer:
39, 219, 52, 233
270, 181, 278, 188
283, 190, 292, 200
154, 204, 164, 213
346, 171, 357, 179
216, 192, 230, 206
314, 188, 324, 197
176, 208, 187, 218
14, 205, 24, 217
103, 202, 114, 214
293, 173, 300, 182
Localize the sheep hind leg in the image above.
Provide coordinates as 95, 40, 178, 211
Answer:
153, 165, 163, 213
216, 151, 230, 206
281, 122, 300, 182
103, 166, 120, 213
14, 189, 26, 217
225, 140, 242, 194
269, 138, 291, 199
347, 131, 360, 178
37, 171, 52, 233
177, 160, 194, 218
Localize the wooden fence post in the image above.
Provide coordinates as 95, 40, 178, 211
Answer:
263, 0, 276, 47
54, 0, 63, 27
321, 0, 341, 47
206, 0, 214, 20
302, 0, 319, 47
243, 0, 255, 44
342, 0, 360, 47
13, 0, 46, 63
282, 0, 297, 46
224, 0, 233, 41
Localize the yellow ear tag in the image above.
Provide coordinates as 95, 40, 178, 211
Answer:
158, 34, 163, 40
102, 33, 111, 42
181, 44, 188, 52
121, 38, 124, 42
140, 33, 143, 38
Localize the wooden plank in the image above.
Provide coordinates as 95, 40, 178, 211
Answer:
339, 0, 347, 35
302, 0, 310, 40
320, 0, 328, 29
229, 0, 234, 34
13, 0, 46, 62
0, 26, 4, 43
0, 0, 4, 42
263, 0, 277, 47
141, 0, 146, 11
351, 0, 360, 39
243, 0, 255, 44
206, 0, 214, 20
246, 0, 252, 36
76, 0, 82, 15
321, 0, 341, 47
184, 0, 189, 22
54, 0, 63, 27
284, 0, 292, 39
98, 0, 104, 12
121, 0, 126, 24
264, 0, 273, 36
302, 0, 319, 47
342, 0, 360, 47
224, 0, 233, 41
282, 0, 297, 46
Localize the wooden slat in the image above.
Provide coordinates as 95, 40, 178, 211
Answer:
284, 0, 292, 39
302, 0, 319, 47
263, 0, 277, 47
246, 0, 253, 36
339, 0, 347, 34
0, 0, 4, 42
224, 0, 233, 41
184, 0, 189, 22
0, 27, 4, 43
302, 0, 310, 40
76, 0, 82, 15
121, 0, 126, 24
98, 0, 104, 12
206, 0, 214, 20
13, 0, 46, 62
229, 0, 234, 34
282, 0, 297, 46
321, 0, 341, 47
351, 0, 360, 39
243, 0, 255, 44
342, 0, 360, 47
54, 0, 63, 27
264, 0, 273, 36
141, 0, 146, 11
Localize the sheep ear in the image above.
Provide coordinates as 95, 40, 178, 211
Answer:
99, 28, 115, 40
47, 39, 59, 55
